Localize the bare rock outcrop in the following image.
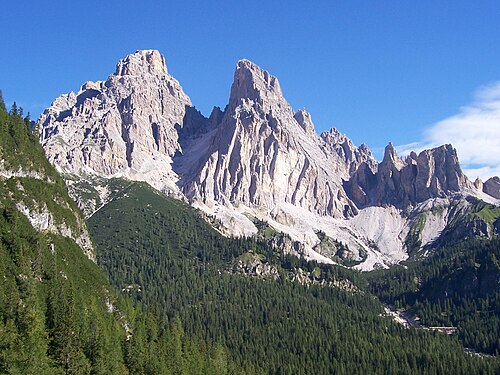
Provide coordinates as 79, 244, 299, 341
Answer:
37, 49, 497, 270
345, 143, 472, 208
182, 59, 371, 218
483, 176, 500, 199
39, 50, 192, 193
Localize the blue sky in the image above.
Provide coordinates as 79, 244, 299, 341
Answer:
1, 1, 499, 178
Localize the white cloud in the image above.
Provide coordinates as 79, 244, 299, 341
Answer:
396, 82, 500, 181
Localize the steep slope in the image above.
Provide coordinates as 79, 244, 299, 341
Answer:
182, 59, 371, 219
483, 176, 500, 199
345, 143, 473, 208
0, 100, 129, 373
1, 98, 246, 374
366, 237, 500, 355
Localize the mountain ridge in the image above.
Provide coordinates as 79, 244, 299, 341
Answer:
38, 49, 500, 270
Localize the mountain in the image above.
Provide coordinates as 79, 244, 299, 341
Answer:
181, 59, 371, 219
3, 93, 499, 372
38, 50, 191, 194
0, 99, 129, 373
38, 50, 500, 270
345, 143, 472, 208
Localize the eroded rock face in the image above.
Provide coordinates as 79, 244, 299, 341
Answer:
345, 143, 472, 208
320, 128, 377, 176
474, 177, 483, 191
39, 50, 192, 192
483, 176, 500, 199
182, 59, 374, 218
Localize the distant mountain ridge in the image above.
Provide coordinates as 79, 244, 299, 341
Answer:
38, 50, 500, 270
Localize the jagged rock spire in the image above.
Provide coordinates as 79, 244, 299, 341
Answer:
483, 176, 500, 199
294, 109, 315, 135
346, 143, 472, 208
229, 59, 283, 108
38, 49, 496, 270
381, 142, 405, 170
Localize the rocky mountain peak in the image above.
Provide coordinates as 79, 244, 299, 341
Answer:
115, 49, 168, 76
474, 177, 483, 190
346, 143, 473, 208
321, 127, 343, 142
294, 109, 315, 134
39, 49, 191, 193
382, 142, 405, 170
320, 128, 377, 175
229, 59, 283, 107
38, 49, 497, 271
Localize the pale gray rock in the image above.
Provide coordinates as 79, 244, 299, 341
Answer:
39, 50, 191, 193
474, 177, 483, 191
39, 51, 375, 221
16, 203, 95, 262
320, 128, 377, 175
294, 109, 316, 136
182, 59, 368, 218
345, 143, 473, 208
483, 176, 500, 199
38, 50, 496, 271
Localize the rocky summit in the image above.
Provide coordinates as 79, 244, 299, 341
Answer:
345, 143, 473, 208
38, 50, 500, 270
39, 49, 191, 193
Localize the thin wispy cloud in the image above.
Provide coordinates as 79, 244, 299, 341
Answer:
396, 82, 500, 181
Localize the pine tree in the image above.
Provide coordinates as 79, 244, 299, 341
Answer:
167, 315, 187, 375
0, 90, 5, 111
10, 102, 18, 116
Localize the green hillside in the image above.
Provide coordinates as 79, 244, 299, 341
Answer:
2, 92, 498, 373
89, 180, 500, 374
366, 237, 500, 355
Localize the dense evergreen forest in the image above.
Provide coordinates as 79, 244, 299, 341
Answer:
0, 95, 247, 374
366, 238, 500, 355
89, 180, 500, 374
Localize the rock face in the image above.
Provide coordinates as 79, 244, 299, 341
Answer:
38, 50, 498, 270
39, 50, 191, 193
181, 59, 371, 218
320, 128, 377, 175
345, 143, 472, 208
483, 176, 500, 199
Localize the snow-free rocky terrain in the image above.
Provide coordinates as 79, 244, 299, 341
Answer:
39, 50, 500, 270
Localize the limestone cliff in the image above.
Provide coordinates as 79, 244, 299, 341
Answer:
39, 50, 191, 193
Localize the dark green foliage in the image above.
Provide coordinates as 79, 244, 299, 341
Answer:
0, 206, 127, 374
366, 238, 500, 355
0, 99, 244, 374
315, 229, 363, 266
0, 90, 5, 112
467, 198, 500, 225
0, 99, 60, 181
89, 181, 500, 374
2, 93, 499, 373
